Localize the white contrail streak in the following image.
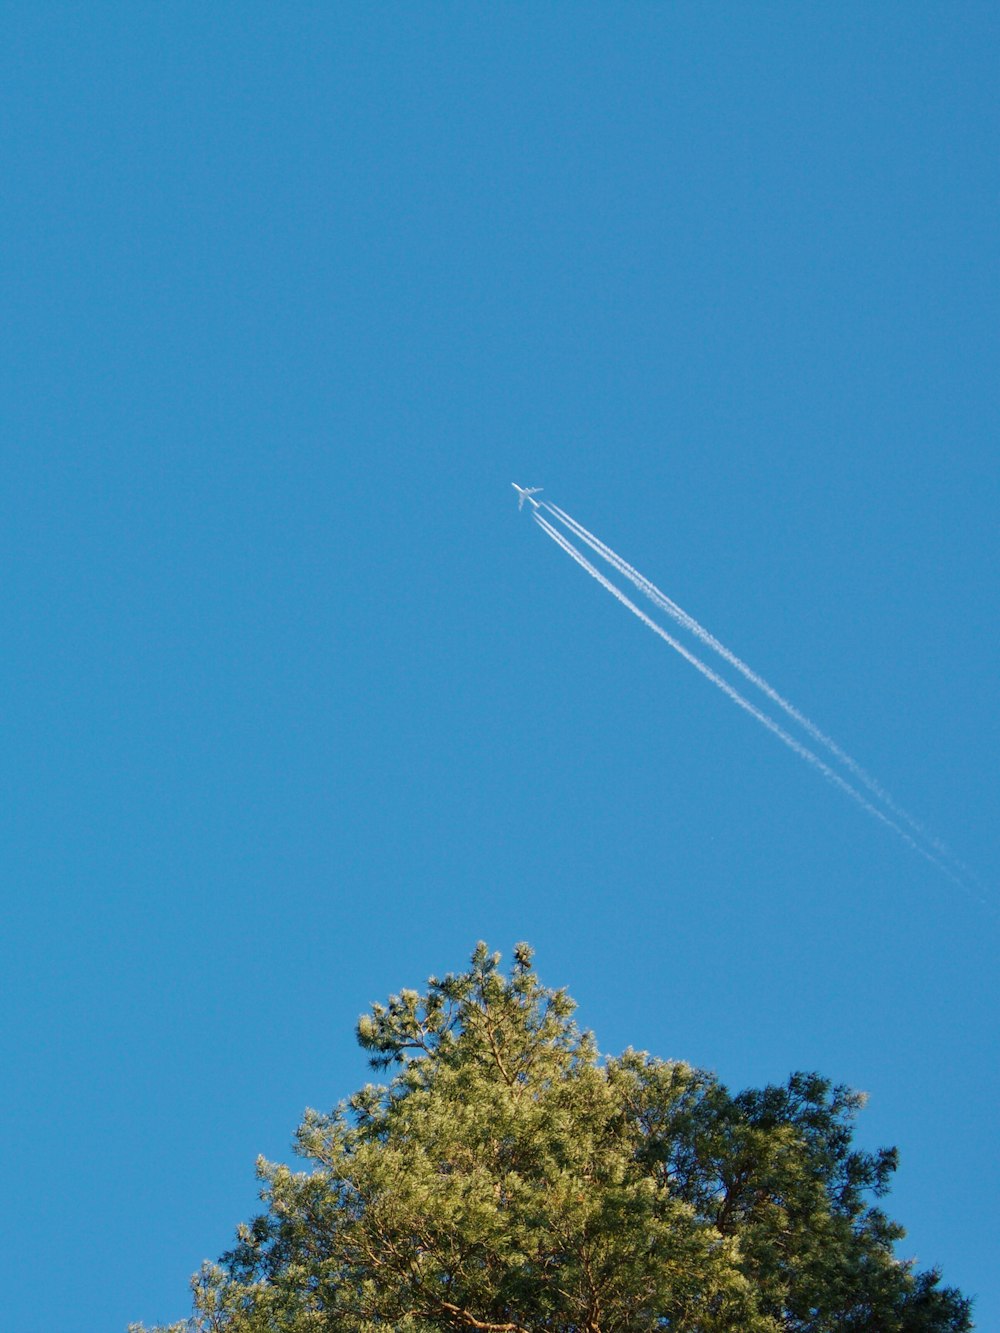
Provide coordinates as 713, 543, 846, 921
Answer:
533, 511, 972, 891
543, 500, 932, 844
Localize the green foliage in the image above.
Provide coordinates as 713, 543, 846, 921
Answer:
137, 943, 972, 1332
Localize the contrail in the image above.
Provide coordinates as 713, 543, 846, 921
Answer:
543, 500, 933, 845
533, 511, 976, 894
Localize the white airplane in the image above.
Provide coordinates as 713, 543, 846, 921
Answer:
512, 483, 543, 511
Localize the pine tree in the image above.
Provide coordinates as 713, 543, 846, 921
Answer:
134, 943, 972, 1332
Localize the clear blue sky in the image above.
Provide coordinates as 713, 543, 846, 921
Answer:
1, 5, 997, 1329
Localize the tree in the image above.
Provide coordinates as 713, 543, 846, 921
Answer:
134, 943, 972, 1332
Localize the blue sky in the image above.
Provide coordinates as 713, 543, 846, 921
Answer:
1, 5, 997, 1329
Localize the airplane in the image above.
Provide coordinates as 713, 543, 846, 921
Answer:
512, 483, 543, 511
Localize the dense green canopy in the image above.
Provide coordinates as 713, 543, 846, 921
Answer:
136, 943, 971, 1332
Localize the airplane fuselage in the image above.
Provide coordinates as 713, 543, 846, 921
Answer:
512, 483, 543, 511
